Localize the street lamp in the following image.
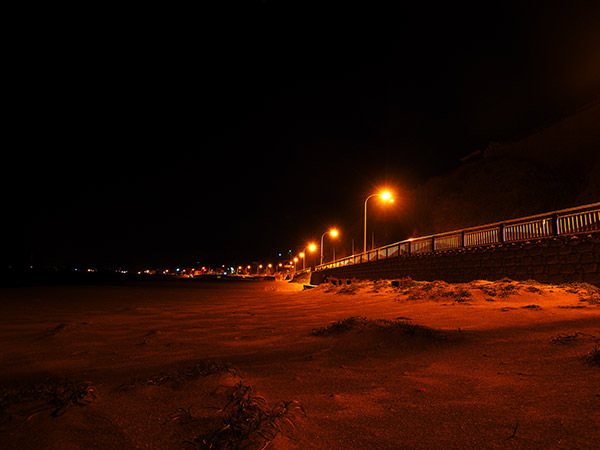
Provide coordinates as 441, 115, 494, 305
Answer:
306, 243, 317, 270
320, 229, 339, 265
364, 191, 394, 254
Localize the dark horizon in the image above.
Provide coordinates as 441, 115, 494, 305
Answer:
4, 2, 600, 271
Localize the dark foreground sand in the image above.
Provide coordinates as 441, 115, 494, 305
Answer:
0, 278, 599, 449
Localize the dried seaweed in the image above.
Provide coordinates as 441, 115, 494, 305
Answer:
185, 382, 304, 450
0, 377, 97, 427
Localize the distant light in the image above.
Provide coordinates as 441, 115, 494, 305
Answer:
308, 243, 317, 252
247, 265, 251, 269
278, 253, 282, 257
299, 252, 305, 258
176, 268, 180, 272
294, 257, 298, 262
268, 263, 272, 268
330, 229, 339, 237
259, 264, 263, 269
278, 263, 282, 267
381, 191, 392, 201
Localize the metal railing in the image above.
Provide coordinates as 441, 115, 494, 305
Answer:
315, 202, 600, 271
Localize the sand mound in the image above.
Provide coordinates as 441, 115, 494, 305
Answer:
311, 316, 447, 348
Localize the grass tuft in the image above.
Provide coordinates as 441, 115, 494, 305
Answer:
560, 282, 600, 304
521, 304, 542, 310
120, 359, 239, 391
336, 283, 360, 295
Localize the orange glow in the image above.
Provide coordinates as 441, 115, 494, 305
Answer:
294, 257, 299, 262
330, 229, 339, 237
268, 263, 272, 268
308, 243, 317, 252
299, 252, 305, 258
381, 191, 392, 201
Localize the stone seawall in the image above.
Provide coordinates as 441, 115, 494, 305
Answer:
310, 232, 600, 286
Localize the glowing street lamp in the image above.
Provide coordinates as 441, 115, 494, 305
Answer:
304, 243, 317, 270
320, 229, 339, 265
364, 191, 394, 254
299, 252, 305, 270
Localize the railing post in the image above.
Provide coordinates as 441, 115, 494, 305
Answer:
499, 223, 506, 243
408, 241, 412, 255
552, 213, 560, 236
431, 236, 436, 252
461, 230, 466, 247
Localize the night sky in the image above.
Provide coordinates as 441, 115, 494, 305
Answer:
4, 2, 600, 271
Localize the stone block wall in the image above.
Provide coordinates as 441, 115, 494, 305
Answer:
310, 232, 600, 286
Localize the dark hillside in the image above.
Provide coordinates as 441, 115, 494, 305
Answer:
405, 100, 600, 236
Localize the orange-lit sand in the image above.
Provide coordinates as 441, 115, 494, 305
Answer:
1, 279, 599, 449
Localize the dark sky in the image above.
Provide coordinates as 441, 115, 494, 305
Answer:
4, 2, 600, 270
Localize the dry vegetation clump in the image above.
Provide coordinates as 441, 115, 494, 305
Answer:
311, 316, 371, 335
550, 332, 596, 345
560, 282, 600, 304
391, 277, 418, 289
0, 377, 97, 427
585, 345, 600, 366
311, 316, 445, 341
495, 279, 520, 298
185, 382, 304, 450
396, 278, 473, 302
336, 283, 360, 295
42, 322, 70, 337
368, 280, 390, 293
119, 359, 239, 391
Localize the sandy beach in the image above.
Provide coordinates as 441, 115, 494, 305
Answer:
1, 278, 599, 449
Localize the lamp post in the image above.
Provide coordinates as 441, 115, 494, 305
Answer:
320, 229, 339, 265
364, 191, 393, 254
